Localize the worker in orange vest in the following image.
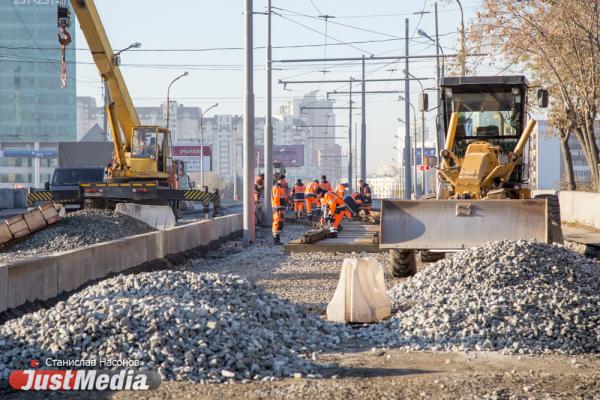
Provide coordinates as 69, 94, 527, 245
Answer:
335, 182, 349, 199
304, 179, 320, 220
318, 188, 351, 238
271, 175, 287, 244
290, 179, 305, 218
319, 175, 332, 192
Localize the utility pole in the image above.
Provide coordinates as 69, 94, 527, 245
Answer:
232, 115, 241, 201
434, 2, 442, 154
361, 55, 366, 181
354, 122, 358, 187
243, 0, 256, 246
348, 78, 353, 191
456, 0, 466, 76
403, 18, 412, 200
264, 0, 273, 226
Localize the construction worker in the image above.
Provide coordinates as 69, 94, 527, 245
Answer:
318, 188, 351, 238
254, 174, 265, 203
319, 175, 332, 192
271, 175, 287, 244
290, 179, 305, 218
304, 179, 320, 221
335, 182, 349, 199
362, 182, 373, 213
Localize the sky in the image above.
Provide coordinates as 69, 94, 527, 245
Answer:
75, 0, 484, 174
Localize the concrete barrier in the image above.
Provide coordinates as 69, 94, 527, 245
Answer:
558, 191, 600, 230
0, 214, 242, 313
7, 256, 58, 309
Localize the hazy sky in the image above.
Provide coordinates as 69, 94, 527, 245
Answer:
75, 0, 483, 174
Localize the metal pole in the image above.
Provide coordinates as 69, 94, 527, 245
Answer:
434, 2, 443, 198
456, 0, 466, 76
200, 114, 204, 188
413, 111, 417, 197
360, 55, 366, 181
403, 18, 411, 200
421, 103, 426, 195
354, 122, 358, 188
264, 0, 273, 226
348, 78, 353, 191
243, 0, 256, 246
232, 117, 239, 201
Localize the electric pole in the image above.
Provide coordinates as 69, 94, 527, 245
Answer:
264, 0, 273, 226
403, 18, 412, 200
361, 55, 366, 182
243, 0, 256, 246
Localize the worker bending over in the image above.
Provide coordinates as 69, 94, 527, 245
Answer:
304, 179, 320, 221
318, 188, 351, 238
271, 175, 287, 244
319, 175, 332, 192
359, 180, 373, 214
290, 179, 305, 218
254, 174, 265, 203
335, 182, 349, 199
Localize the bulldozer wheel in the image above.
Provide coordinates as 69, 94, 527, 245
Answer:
390, 249, 416, 277
534, 194, 563, 244
420, 250, 445, 263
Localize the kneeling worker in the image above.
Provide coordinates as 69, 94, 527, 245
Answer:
318, 188, 351, 238
271, 175, 287, 244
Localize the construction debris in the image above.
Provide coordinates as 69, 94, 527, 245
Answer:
0, 271, 345, 383
0, 203, 61, 247
358, 240, 600, 355
0, 209, 154, 263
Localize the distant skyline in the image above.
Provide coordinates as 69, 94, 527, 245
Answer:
71, 0, 484, 174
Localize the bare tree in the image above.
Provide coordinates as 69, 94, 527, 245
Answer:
468, 0, 600, 191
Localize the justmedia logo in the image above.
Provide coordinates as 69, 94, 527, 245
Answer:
8, 360, 161, 391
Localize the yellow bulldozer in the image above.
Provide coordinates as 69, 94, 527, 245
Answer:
381, 76, 562, 276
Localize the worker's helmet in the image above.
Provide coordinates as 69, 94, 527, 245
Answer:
314, 179, 319, 183
342, 182, 349, 187
321, 175, 327, 180
296, 179, 302, 184
279, 175, 286, 181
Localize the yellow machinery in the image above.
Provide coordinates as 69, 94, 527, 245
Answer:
58, 0, 174, 185
381, 76, 561, 276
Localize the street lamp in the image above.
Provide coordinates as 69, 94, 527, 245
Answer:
200, 102, 219, 188
403, 70, 428, 195
417, 28, 445, 76
397, 96, 419, 197
112, 42, 141, 66
166, 71, 189, 130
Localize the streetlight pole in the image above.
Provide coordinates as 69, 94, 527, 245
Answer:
348, 78, 353, 192
403, 18, 412, 200
232, 115, 242, 201
200, 102, 218, 189
243, 0, 256, 246
405, 71, 427, 195
166, 71, 189, 131
264, 0, 274, 226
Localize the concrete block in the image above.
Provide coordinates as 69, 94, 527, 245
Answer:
115, 203, 176, 230
559, 191, 600, 229
7, 256, 58, 309
162, 228, 181, 256
0, 189, 14, 209
146, 231, 165, 260
13, 189, 27, 208
91, 240, 123, 279
120, 235, 148, 270
0, 265, 7, 313
56, 247, 93, 293
196, 221, 212, 246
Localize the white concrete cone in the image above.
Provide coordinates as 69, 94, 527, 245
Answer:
327, 257, 392, 323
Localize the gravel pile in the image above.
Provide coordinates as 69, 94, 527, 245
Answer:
0, 270, 348, 383
0, 209, 155, 263
359, 240, 600, 355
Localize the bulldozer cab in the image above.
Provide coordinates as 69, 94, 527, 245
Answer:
441, 76, 529, 183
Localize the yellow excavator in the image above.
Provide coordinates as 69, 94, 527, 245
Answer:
27, 0, 221, 215
381, 76, 562, 276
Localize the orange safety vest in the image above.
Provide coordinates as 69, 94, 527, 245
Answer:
320, 180, 332, 192
271, 184, 287, 209
323, 192, 346, 215
335, 184, 347, 199
305, 181, 319, 197
291, 184, 305, 201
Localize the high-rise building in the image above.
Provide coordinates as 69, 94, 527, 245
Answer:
0, 1, 77, 188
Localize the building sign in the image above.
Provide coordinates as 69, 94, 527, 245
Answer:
415, 148, 436, 165
172, 146, 211, 172
257, 145, 304, 168
0, 149, 57, 158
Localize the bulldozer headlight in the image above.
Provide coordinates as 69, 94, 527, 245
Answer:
511, 87, 520, 96
444, 88, 453, 98
510, 153, 519, 161
440, 149, 450, 158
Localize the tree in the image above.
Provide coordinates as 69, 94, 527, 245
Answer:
467, 0, 600, 191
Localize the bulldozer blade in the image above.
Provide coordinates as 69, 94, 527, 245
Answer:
380, 199, 548, 250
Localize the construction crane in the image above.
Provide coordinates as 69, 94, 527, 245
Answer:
27, 0, 221, 216
380, 76, 561, 276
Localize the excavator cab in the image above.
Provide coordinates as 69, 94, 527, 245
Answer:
130, 126, 173, 176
